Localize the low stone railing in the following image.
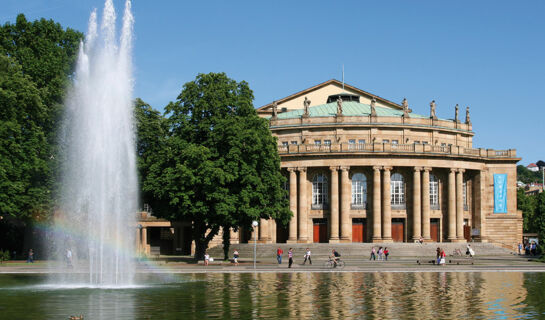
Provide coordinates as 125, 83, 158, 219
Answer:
278, 143, 517, 159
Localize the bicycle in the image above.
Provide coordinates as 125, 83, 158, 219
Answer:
323, 258, 345, 269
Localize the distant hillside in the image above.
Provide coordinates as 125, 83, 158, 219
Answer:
518, 165, 543, 184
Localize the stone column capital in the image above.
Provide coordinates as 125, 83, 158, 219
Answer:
329, 166, 339, 172
383, 166, 393, 172
373, 166, 382, 171
340, 166, 350, 172
414, 166, 423, 172
458, 168, 466, 174
423, 167, 432, 172
287, 167, 297, 173
450, 168, 457, 173
297, 167, 307, 173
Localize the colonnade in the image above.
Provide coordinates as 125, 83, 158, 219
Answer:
256, 166, 470, 243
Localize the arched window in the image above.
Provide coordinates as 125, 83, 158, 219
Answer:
351, 173, 367, 208
391, 173, 405, 207
312, 173, 328, 208
430, 174, 439, 209
283, 176, 289, 199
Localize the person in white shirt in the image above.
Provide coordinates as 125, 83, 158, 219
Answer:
303, 248, 312, 265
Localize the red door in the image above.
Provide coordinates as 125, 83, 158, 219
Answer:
430, 219, 439, 242
352, 218, 366, 242
391, 220, 404, 242
313, 219, 328, 243
464, 225, 471, 242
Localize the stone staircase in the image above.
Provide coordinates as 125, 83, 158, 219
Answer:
206, 242, 514, 262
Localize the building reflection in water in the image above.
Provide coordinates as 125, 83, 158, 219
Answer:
174, 272, 530, 319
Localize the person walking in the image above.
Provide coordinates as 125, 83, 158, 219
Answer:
303, 248, 312, 265
27, 249, 34, 263
384, 247, 389, 261
518, 243, 522, 255
276, 247, 284, 264
233, 249, 239, 266
439, 248, 446, 266
466, 244, 475, 258
436, 247, 441, 265
370, 247, 376, 260
377, 247, 383, 261
288, 248, 293, 268
204, 252, 210, 266
66, 249, 73, 268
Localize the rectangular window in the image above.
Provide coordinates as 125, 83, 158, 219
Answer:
441, 143, 446, 147
463, 181, 468, 211
422, 141, 428, 145
358, 139, 366, 145
392, 140, 399, 144
383, 139, 390, 143
430, 181, 439, 209
348, 139, 356, 144
314, 140, 321, 145
282, 141, 289, 146
414, 141, 420, 144
324, 140, 331, 145
290, 141, 298, 145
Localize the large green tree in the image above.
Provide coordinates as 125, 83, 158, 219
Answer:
0, 15, 82, 252
133, 98, 166, 212
144, 73, 291, 259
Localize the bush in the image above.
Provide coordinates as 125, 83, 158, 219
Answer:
0, 250, 9, 263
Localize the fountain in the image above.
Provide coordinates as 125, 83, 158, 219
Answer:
55, 0, 137, 286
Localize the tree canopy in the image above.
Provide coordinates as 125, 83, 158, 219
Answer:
142, 73, 290, 259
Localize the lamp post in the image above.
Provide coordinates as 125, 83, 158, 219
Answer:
252, 220, 259, 270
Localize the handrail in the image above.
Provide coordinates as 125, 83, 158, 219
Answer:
279, 143, 516, 159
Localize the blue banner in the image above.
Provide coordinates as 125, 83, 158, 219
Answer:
494, 174, 507, 213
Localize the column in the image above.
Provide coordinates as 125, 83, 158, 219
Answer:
372, 166, 382, 241
329, 166, 340, 242
141, 227, 148, 255
456, 169, 465, 241
259, 218, 270, 243
340, 166, 351, 241
382, 166, 392, 241
421, 168, 431, 240
136, 228, 141, 254
287, 168, 298, 243
412, 167, 422, 240
448, 168, 457, 241
298, 167, 308, 242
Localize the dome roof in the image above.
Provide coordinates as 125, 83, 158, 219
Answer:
273, 101, 431, 119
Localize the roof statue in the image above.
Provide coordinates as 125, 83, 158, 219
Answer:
370, 97, 377, 117
303, 97, 310, 117
272, 101, 278, 119
455, 104, 459, 123
430, 100, 438, 120
465, 106, 471, 124
336, 96, 343, 116
402, 98, 409, 117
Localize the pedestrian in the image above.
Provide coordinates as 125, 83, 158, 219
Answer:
531, 242, 537, 256
436, 247, 441, 265
377, 247, 383, 261
466, 244, 475, 258
204, 252, 210, 266
440, 248, 446, 266
233, 249, 239, 266
370, 247, 376, 260
288, 248, 293, 268
66, 249, 73, 267
276, 247, 283, 264
303, 248, 312, 265
518, 243, 522, 255
27, 249, 34, 263
384, 247, 389, 261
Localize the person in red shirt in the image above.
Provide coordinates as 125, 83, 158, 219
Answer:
276, 247, 283, 264
384, 247, 389, 261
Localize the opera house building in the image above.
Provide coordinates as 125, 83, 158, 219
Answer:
249, 79, 521, 248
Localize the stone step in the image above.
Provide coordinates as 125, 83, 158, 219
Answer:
206, 242, 513, 259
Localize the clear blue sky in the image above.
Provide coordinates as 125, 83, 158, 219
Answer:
2, 0, 544, 165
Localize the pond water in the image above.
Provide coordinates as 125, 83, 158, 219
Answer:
1, 272, 544, 319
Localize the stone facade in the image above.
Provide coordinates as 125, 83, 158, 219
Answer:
224, 79, 521, 250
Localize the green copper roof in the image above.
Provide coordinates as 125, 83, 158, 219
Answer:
273, 101, 430, 119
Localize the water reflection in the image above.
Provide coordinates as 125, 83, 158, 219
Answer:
1, 272, 543, 319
